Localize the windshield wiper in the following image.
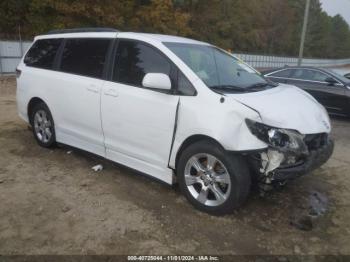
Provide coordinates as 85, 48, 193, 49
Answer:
246, 82, 278, 90
247, 82, 269, 89
209, 85, 249, 93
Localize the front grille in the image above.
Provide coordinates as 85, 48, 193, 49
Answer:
304, 133, 328, 150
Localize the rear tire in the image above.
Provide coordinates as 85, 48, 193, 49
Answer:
29, 102, 56, 148
177, 141, 251, 215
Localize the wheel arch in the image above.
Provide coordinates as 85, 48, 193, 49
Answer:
27, 97, 47, 124
174, 134, 225, 171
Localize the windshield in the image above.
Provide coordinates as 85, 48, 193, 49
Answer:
164, 42, 273, 92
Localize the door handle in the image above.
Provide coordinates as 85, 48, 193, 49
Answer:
104, 88, 118, 97
87, 85, 99, 93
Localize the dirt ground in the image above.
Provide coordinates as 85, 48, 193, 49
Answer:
0, 76, 349, 256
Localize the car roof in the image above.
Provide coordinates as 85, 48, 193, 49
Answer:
262, 66, 332, 76
265, 66, 328, 71
118, 32, 208, 45
35, 30, 209, 45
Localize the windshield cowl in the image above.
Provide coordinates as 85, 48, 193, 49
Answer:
209, 82, 277, 94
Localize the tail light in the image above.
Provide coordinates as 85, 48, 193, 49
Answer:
16, 68, 22, 78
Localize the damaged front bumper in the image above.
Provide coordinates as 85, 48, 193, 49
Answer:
249, 135, 334, 184
271, 139, 334, 181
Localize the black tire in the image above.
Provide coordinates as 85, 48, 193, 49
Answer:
177, 140, 251, 215
29, 102, 56, 148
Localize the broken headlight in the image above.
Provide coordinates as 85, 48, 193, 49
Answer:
245, 119, 308, 153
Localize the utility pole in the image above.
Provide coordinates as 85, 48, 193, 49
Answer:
18, 24, 23, 57
298, 0, 311, 66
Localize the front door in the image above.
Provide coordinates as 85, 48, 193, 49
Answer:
101, 39, 179, 181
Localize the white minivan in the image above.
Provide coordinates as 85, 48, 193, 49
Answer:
16, 28, 334, 215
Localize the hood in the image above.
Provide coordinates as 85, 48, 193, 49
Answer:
226, 84, 331, 134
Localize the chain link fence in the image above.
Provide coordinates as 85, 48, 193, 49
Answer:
1, 40, 350, 75
234, 53, 350, 69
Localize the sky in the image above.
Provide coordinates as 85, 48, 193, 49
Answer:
319, 0, 350, 26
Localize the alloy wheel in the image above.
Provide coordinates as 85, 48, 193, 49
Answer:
184, 153, 231, 207
33, 110, 53, 143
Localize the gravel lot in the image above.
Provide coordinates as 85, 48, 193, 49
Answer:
0, 76, 349, 255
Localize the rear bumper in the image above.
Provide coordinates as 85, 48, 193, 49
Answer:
272, 139, 334, 181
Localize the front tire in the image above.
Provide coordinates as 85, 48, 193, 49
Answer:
29, 102, 56, 148
177, 141, 251, 215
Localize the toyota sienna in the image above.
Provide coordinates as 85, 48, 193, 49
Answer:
16, 28, 334, 215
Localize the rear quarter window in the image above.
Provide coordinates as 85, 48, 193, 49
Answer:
24, 39, 62, 69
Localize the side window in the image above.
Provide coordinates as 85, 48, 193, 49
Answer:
24, 39, 62, 69
60, 38, 111, 78
113, 40, 171, 87
310, 71, 330, 82
269, 69, 292, 78
290, 69, 313, 80
291, 69, 330, 82
177, 70, 196, 96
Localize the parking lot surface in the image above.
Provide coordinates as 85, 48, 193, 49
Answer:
0, 76, 349, 255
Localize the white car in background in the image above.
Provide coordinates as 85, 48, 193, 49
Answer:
16, 28, 333, 215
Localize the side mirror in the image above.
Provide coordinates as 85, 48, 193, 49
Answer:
142, 73, 171, 90
344, 73, 350, 80
325, 77, 337, 85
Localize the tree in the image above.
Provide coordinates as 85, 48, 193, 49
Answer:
0, 0, 349, 58
0, 0, 30, 38
329, 15, 350, 58
130, 0, 192, 35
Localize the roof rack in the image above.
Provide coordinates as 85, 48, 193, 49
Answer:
46, 27, 119, 35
